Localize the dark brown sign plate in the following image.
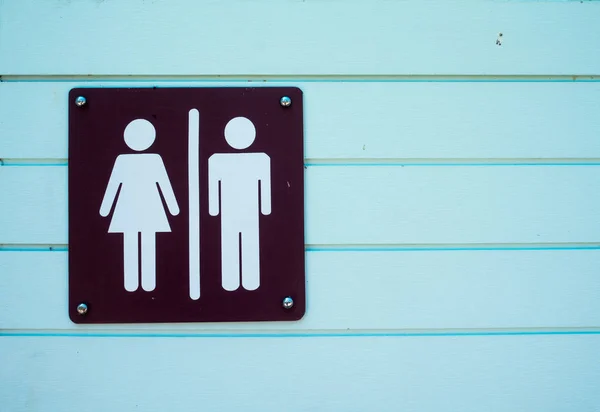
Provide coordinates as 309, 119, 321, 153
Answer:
68, 87, 305, 323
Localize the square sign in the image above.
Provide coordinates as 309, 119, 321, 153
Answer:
68, 87, 305, 323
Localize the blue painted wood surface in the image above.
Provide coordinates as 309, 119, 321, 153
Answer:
1, 0, 600, 75
1, 0, 600, 410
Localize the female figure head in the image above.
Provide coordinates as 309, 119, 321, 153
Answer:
124, 119, 156, 151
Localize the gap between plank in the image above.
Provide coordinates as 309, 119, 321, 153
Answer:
306, 244, 600, 252
2, 328, 600, 339
5, 158, 600, 167
2, 243, 600, 253
305, 159, 600, 167
1, 74, 599, 82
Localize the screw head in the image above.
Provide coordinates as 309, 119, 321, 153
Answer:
76, 303, 88, 315
75, 96, 87, 107
282, 296, 294, 309
280, 96, 292, 107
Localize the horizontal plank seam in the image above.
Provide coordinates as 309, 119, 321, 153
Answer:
2, 243, 600, 252
2, 329, 600, 338
6, 159, 600, 167
308, 244, 600, 252
1, 160, 68, 166
306, 159, 600, 166
1, 75, 600, 82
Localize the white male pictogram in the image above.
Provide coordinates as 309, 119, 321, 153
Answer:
208, 117, 272, 291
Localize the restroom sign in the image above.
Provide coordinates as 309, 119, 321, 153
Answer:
68, 87, 305, 323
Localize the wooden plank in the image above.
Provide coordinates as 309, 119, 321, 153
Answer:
2, 335, 600, 412
0, 82, 69, 159
2, 250, 600, 331
0, 167, 66, 244
3, 81, 600, 160
307, 165, 600, 245
1, 165, 599, 245
1, 1, 599, 75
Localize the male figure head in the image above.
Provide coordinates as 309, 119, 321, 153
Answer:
224, 117, 256, 150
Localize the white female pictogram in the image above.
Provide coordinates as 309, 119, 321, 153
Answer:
99, 119, 180, 293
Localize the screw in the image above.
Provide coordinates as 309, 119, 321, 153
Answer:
282, 296, 294, 309
280, 96, 292, 107
75, 96, 87, 107
76, 303, 88, 315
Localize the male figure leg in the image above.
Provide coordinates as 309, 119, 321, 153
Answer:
241, 224, 260, 291
221, 224, 241, 291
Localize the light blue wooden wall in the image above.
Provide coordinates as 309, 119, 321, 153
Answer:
2, 1, 600, 411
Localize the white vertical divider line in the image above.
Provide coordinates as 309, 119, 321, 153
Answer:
188, 109, 200, 300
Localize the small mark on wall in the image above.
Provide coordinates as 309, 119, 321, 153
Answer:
496, 33, 503, 46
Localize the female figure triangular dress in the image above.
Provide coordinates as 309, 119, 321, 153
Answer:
99, 119, 180, 292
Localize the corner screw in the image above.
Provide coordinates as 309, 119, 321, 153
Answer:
75, 96, 87, 107
280, 96, 292, 107
282, 296, 294, 309
77, 303, 88, 315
